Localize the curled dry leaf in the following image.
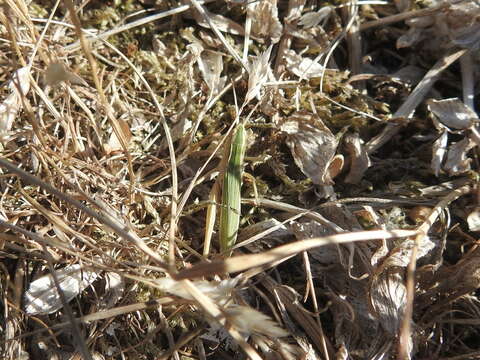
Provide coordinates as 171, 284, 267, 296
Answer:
284, 49, 325, 79
299, 6, 333, 28
382, 237, 436, 269
327, 155, 344, 181
197, 50, 226, 99
105, 118, 132, 155
428, 98, 478, 131
428, 98, 479, 175
343, 133, 371, 184
370, 237, 435, 315
281, 111, 337, 185
370, 269, 408, 336
24, 264, 99, 315
394, 0, 411, 12
290, 220, 339, 266
248, 0, 283, 43
419, 256, 480, 317
369, 236, 436, 356
0, 67, 31, 135
391, 65, 426, 86
446, 1, 480, 49
189, 7, 246, 37
182, 28, 205, 59
397, 1, 480, 50
443, 137, 475, 175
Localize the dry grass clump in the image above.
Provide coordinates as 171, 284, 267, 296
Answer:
2, 0, 480, 359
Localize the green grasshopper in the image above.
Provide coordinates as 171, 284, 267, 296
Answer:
218, 123, 246, 254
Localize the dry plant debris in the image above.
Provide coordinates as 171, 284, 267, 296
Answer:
2, 0, 480, 359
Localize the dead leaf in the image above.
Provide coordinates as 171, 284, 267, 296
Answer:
290, 220, 339, 266
158, 118, 192, 151
248, 0, 283, 43
396, 1, 480, 50
0, 67, 31, 135
446, 1, 480, 49
443, 137, 475, 175
197, 50, 226, 99
327, 155, 344, 181
189, 7, 246, 37
281, 111, 337, 185
343, 133, 371, 184
428, 98, 478, 131
98, 272, 125, 309
238, 218, 291, 242
370, 269, 408, 335
299, 6, 333, 28
24, 264, 99, 315
284, 49, 325, 79
105, 118, 132, 155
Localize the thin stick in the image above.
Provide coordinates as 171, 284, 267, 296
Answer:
461, 53, 475, 110
174, 228, 418, 279
359, 2, 449, 31
243, 1, 253, 64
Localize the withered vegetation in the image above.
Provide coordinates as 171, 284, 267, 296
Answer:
1, 0, 480, 359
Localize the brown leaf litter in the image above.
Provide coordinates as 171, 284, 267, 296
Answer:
2, 0, 480, 359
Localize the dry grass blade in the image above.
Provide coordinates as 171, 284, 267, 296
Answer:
9, 297, 178, 341
0, 157, 169, 270
174, 229, 417, 279
64, 0, 136, 207
243, 197, 344, 232
359, 2, 450, 31
63, 0, 217, 53
68, 12, 181, 268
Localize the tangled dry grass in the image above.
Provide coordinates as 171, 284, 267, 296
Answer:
2, 0, 480, 359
